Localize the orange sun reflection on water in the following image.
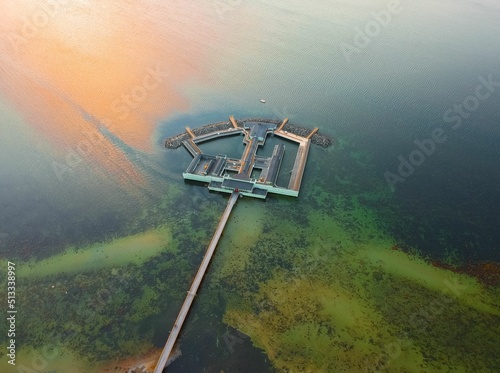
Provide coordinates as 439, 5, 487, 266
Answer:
0, 0, 221, 188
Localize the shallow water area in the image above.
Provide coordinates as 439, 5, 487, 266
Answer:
1, 0, 500, 371
15, 227, 172, 278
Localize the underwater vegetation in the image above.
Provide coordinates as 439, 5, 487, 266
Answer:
0, 185, 230, 372
209, 141, 500, 373
0, 133, 498, 373
215, 200, 500, 372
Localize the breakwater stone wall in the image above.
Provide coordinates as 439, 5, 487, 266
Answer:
192, 121, 233, 136
281, 123, 333, 148
165, 118, 333, 148
165, 132, 191, 148
310, 133, 333, 148
241, 118, 281, 125
165, 121, 232, 148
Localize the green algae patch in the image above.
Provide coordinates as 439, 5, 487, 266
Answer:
359, 246, 500, 317
224, 271, 428, 373
2, 345, 90, 373
224, 246, 500, 372
211, 200, 265, 285
1, 344, 158, 373
219, 201, 500, 372
16, 227, 172, 278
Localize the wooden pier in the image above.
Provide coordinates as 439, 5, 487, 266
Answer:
153, 191, 240, 373
277, 118, 288, 131
274, 128, 311, 192
185, 126, 196, 139
306, 127, 319, 139
229, 115, 239, 128
182, 139, 203, 156
158, 116, 330, 370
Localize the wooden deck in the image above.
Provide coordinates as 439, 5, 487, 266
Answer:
182, 139, 203, 156
153, 192, 240, 373
185, 126, 195, 138
274, 129, 311, 192
229, 115, 239, 128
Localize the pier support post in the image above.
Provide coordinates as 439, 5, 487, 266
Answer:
229, 115, 239, 128
277, 118, 289, 131
185, 126, 195, 138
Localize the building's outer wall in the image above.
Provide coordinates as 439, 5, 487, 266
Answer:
182, 172, 299, 198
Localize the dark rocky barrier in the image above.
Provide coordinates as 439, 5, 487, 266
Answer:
165, 133, 191, 148
310, 133, 333, 148
165, 118, 333, 148
278, 123, 333, 148
241, 118, 281, 125
192, 121, 233, 136
165, 121, 233, 148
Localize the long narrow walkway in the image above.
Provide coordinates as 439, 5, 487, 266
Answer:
153, 191, 240, 373
182, 139, 203, 156
274, 129, 311, 192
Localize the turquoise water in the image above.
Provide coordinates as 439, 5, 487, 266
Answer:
1, 0, 500, 372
